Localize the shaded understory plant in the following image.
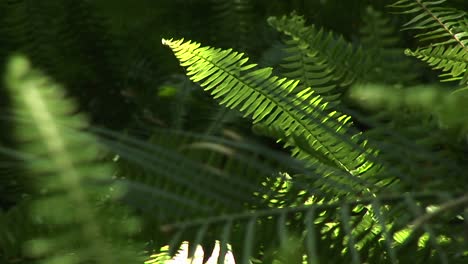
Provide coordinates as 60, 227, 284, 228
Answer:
0, 0, 467, 263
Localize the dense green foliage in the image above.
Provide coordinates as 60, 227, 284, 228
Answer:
0, 0, 467, 263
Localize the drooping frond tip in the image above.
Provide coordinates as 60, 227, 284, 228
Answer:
162, 38, 171, 46
6, 55, 31, 81
162, 38, 182, 47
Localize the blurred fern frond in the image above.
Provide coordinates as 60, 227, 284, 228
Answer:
1, 55, 142, 264
268, 14, 372, 103
210, 0, 254, 51
360, 6, 419, 84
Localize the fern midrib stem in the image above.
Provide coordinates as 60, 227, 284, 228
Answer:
416, 0, 466, 50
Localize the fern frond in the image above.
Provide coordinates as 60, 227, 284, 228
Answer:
4, 55, 142, 264
99, 127, 318, 220
390, 0, 467, 48
251, 124, 377, 198
0, 0, 130, 128
268, 14, 372, 102
405, 45, 468, 83
100, 127, 326, 262
390, 0, 468, 84
348, 83, 467, 190
159, 191, 465, 263
162, 38, 380, 192
360, 6, 418, 84
210, 0, 254, 50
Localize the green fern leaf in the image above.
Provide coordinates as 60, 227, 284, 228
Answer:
360, 6, 418, 84
268, 14, 372, 102
162, 38, 379, 192
210, 0, 254, 50
4, 55, 142, 264
390, 0, 467, 48
390, 0, 468, 84
405, 45, 468, 83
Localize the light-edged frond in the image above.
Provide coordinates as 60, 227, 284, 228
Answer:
4, 55, 142, 264
162, 38, 380, 192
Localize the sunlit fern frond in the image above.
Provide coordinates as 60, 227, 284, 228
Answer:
162, 38, 383, 195
267, 14, 372, 103
4, 55, 142, 264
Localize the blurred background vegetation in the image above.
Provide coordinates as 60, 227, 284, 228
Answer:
0, 0, 467, 263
